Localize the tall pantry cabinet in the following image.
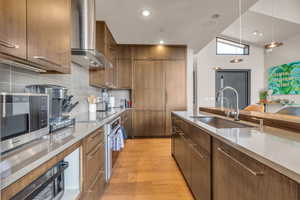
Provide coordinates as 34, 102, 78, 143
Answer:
132, 45, 187, 137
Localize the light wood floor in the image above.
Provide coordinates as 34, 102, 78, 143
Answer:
100, 138, 194, 200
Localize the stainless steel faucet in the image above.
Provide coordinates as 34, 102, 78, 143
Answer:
216, 86, 240, 121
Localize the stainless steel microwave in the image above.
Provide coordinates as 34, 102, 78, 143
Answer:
0, 93, 49, 153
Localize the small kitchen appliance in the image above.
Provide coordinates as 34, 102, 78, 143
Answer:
0, 93, 49, 153
25, 85, 77, 132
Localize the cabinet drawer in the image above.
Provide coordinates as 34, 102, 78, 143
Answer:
85, 128, 104, 154
83, 171, 106, 200
85, 142, 105, 190
189, 123, 211, 154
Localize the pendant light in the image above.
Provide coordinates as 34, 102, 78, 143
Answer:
265, 0, 283, 49
230, 0, 243, 64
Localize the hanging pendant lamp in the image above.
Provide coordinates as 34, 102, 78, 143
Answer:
265, 0, 283, 49
230, 0, 243, 63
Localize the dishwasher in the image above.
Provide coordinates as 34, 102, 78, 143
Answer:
104, 117, 121, 182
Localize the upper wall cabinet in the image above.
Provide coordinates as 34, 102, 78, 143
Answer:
132, 45, 186, 60
0, 0, 71, 73
90, 21, 118, 88
27, 0, 71, 73
0, 0, 27, 59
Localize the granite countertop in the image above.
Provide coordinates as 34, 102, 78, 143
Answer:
172, 111, 300, 184
0, 108, 128, 190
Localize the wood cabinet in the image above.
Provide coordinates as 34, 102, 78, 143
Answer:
132, 50, 186, 137
165, 60, 187, 136
117, 45, 132, 59
27, 0, 71, 73
133, 60, 165, 110
132, 45, 186, 60
133, 110, 165, 137
0, 0, 27, 59
90, 21, 118, 88
0, 0, 71, 73
116, 59, 132, 89
82, 127, 106, 200
172, 114, 211, 200
122, 110, 133, 137
213, 138, 299, 200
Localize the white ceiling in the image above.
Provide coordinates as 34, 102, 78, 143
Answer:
95, 0, 258, 52
222, 0, 300, 47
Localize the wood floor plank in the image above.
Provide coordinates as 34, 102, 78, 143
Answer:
100, 139, 194, 200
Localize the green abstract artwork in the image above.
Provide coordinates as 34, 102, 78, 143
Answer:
268, 61, 300, 95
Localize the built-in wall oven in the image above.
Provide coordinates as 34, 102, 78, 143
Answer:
0, 93, 49, 153
11, 161, 68, 200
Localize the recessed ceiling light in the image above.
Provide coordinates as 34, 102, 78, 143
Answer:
159, 40, 165, 44
253, 30, 263, 37
142, 9, 151, 17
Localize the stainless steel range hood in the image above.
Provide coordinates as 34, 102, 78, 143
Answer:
71, 0, 110, 68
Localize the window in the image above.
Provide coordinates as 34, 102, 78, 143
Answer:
216, 37, 249, 55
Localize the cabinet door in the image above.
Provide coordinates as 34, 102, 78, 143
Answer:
116, 59, 132, 89
125, 110, 133, 137
132, 110, 165, 137
117, 45, 132, 59
213, 139, 300, 200
0, 0, 26, 59
165, 60, 187, 136
180, 134, 192, 186
213, 139, 262, 200
190, 144, 211, 200
132, 45, 186, 60
133, 60, 165, 110
261, 166, 299, 200
27, 0, 71, 73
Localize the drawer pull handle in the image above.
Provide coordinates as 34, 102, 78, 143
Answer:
190, 143, 206, 159
33, 56, 61, 67
89, 133, 100, 140
217, 147, 264, 176
88, 144, 102, 158
0, 39, 19, 49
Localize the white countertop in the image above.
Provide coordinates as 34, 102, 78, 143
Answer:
0, 108, 128, 190
173, 111, 300, 184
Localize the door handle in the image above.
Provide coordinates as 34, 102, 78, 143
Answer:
165, 90, 168, 105
189, 143, 206, 159
217, 147, 264, 176
0, 39, 19, 49
33, 56, 61, 67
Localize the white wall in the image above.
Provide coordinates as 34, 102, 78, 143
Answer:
196, 39, 265, 107
264, 34, 300, 104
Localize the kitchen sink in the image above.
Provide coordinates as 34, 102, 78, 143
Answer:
196, 117, 254, 129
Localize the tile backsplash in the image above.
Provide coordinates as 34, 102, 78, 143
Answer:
0, 63, 130, 115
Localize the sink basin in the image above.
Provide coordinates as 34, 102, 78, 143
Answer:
196, 117, 254, 129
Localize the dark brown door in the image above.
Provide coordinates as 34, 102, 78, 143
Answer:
27, 0, 71, 73
0, 0, 27, 59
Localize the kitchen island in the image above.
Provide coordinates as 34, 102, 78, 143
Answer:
172, 110, 300, 200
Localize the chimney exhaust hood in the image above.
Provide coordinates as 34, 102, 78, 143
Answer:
71, 0, 111, 68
